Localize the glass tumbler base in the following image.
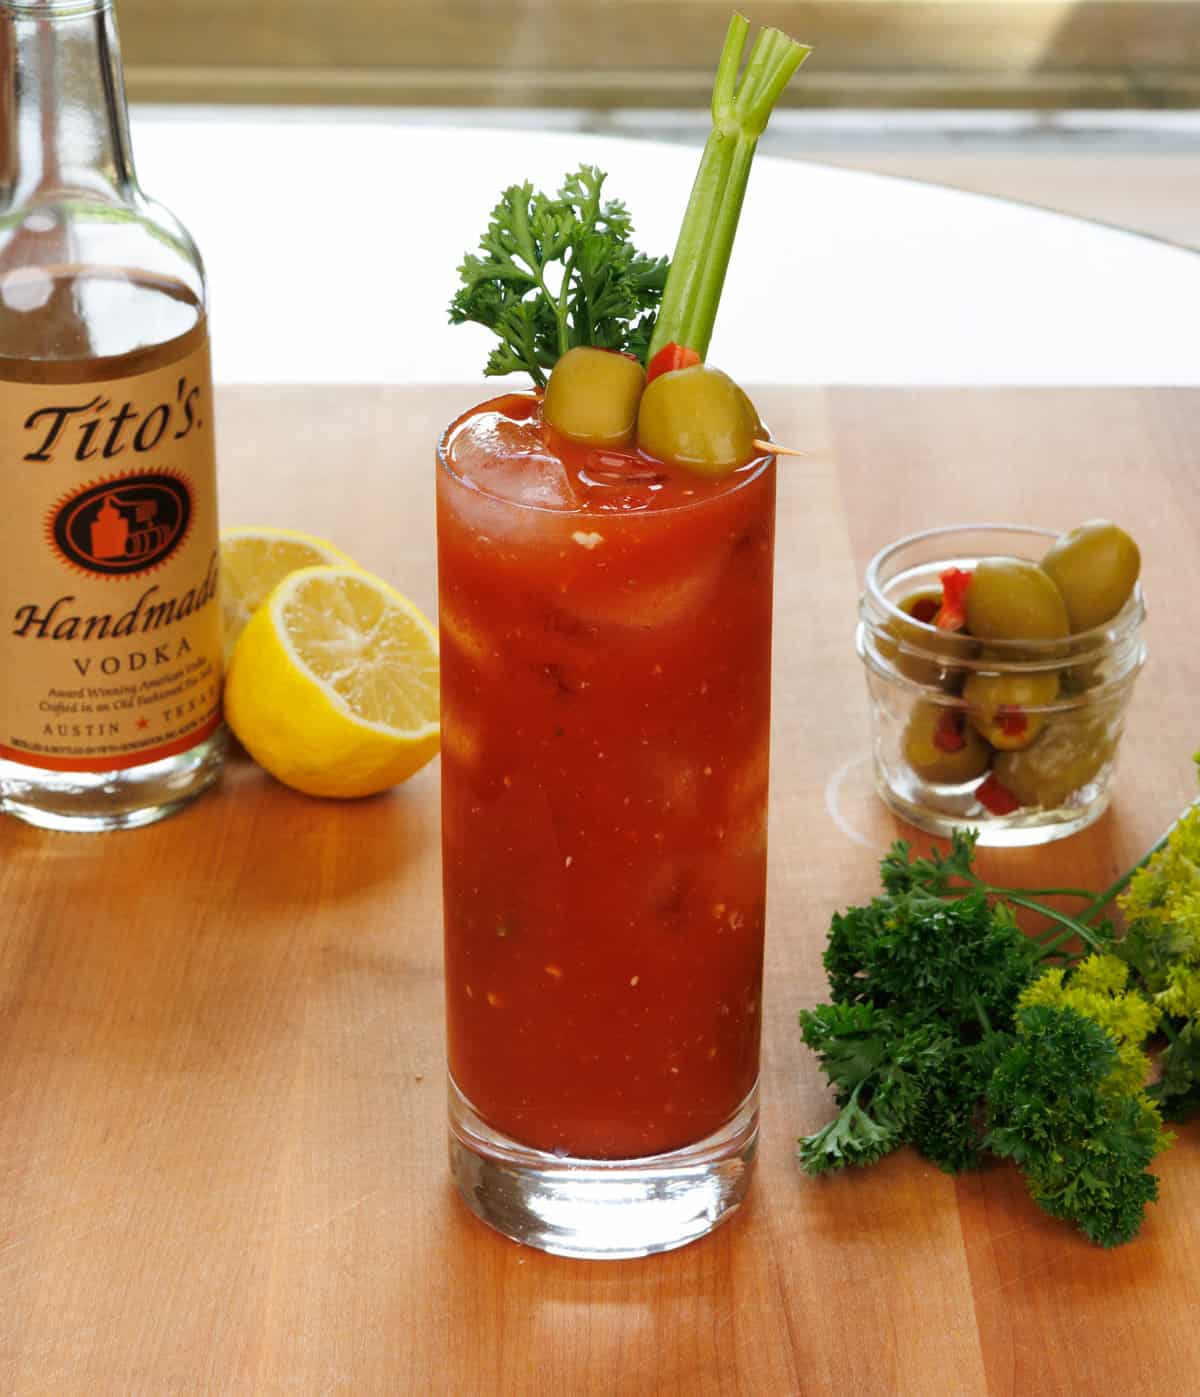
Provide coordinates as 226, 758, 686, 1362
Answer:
875, 769, 1111, 847
0, 728, 226, 833
448, 1077, 759, 1260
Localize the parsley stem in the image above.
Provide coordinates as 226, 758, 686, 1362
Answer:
958, 872, 1095, 901
941, 876, 1105, 952
996, 891, 1107, 952
1002, 885, 1097, 900
648, 14, 810, 361
953, 872, 1111, 952
556, 250, 575, 359
1036, 925, 1092, 957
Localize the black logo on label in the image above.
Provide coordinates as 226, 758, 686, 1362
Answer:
48, 472, 193, 578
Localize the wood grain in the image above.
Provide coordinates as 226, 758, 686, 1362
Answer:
1, 384, 1198, 1395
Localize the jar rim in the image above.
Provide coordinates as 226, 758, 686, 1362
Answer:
1, 1, 111, 15
861, 521, 1146, 661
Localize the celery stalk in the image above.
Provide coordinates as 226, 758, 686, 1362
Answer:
648, 15, 811, 361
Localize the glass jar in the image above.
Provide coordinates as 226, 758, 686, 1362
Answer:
857, 524, 1146, 846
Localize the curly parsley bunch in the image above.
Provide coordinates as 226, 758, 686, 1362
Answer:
798, 814, 1198, 1248
799, 867, 1036, 1177
986, 956, 1172, 1247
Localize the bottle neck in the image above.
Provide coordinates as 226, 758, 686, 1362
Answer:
0, 0, 138, 214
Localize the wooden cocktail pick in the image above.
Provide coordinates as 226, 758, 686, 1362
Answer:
753, 438, 807, 458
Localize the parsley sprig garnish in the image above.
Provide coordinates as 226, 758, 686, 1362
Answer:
448, 166, 668, 386
449, 16, 811, 383
800, 758, 1200, 1248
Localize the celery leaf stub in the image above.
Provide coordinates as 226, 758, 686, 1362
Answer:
648, 15, 812, 362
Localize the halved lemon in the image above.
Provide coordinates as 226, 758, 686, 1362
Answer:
220, 526, 356, 659
224, 565, 440, 798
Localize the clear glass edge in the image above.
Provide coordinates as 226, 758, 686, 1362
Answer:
861, 523, 1146, 657
436, 391, 775, 519
1, 1, 110, 16
448, 1072, 761, 1171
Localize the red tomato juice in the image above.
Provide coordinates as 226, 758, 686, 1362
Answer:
437, 392, 775, 1160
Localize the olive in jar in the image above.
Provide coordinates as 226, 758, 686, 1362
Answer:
963, 558, 1070, 643
962, 665, 1059, 750
636, 364, 763, 475
543, 345, 645, 447
878, 590, 975, 690
1040, 520, 1140, 633
992, 710, 1116, 809
902, 702, 991, 785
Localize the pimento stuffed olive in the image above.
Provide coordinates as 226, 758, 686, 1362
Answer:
636, 363, 763, 475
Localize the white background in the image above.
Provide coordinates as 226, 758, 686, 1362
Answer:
131, 109, 1200, 387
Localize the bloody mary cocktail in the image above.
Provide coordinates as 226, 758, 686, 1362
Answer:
439, 9, 807, 1259
438, 392, 774, 1167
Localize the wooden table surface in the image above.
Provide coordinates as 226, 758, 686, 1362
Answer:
3, 384, 1199, 1396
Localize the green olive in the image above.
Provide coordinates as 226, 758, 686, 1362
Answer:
902, 702, 991, 785
878, 590, 975, 690
963, 665, 1059, 750
636, 364, 763, 476
543, 345, 645, 446
1040, 520, 1140, 632
963, 558, 1069, 643
992, 711, 1116, 808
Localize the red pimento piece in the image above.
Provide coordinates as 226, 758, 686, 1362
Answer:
646, 342, 702, 384
934, 567, 973, 631
977, 773, 1022, 816
932, 709, 967, 753
909, 597, 940, 625
997, 709, 1028, 740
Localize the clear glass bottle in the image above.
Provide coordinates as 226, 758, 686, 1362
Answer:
0, 0, 225, 831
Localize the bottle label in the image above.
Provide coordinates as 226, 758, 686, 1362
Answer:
0, 333, 222, 771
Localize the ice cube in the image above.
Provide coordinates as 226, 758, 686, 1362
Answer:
440, 701, 483, 769
562, 548, 727, 630
578, 459, 667, 513
449, 413, 581, 512
484, 448, 580, 512
729, 741, 770, 813
440, 600, 493, 667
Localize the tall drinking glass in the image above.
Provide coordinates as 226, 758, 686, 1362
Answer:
436, 390, 775, 1258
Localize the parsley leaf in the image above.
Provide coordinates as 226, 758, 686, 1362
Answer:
986, 1005, 1171, 1248
1115, 768, 1200, 1118
799, 1082, 901, 1174
448, 166, 669, 386
1156, 1021, 1200, 1121
822, 880, 1037, 1035
799, 851, 1039, 1179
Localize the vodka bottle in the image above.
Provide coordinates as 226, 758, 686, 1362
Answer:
0, 0, 224, 830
